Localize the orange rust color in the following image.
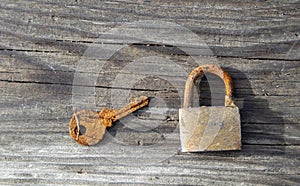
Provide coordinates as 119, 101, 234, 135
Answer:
183, 64, 235, 108
98, 108, 116, 127
69, 110, 106, 146
69, 96, 149, 146
113, 96, 149, 122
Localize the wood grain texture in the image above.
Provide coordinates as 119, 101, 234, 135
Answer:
0, 0, 299, 185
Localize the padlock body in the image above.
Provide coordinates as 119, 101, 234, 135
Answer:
179, 106, 241, 152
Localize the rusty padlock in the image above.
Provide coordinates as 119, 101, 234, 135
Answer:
179, 64, 241, 152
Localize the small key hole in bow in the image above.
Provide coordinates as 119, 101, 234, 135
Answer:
74, 125, 86, 135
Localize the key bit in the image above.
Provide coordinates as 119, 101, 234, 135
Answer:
69, 96, 149, 146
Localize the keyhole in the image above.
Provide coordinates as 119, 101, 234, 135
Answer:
75, 125, 86, 135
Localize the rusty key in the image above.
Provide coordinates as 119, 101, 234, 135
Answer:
69, 96, 149, 146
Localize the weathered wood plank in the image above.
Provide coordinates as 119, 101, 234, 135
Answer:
0, 145, 299, 185
0, 0, 299, 185
0, 0, 299, 60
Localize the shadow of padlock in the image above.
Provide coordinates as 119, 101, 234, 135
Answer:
179, 64, 241, 152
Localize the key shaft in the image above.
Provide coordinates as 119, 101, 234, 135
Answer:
113, 96, 149, 122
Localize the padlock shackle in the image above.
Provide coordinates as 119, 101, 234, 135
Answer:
183, 64, 235, 108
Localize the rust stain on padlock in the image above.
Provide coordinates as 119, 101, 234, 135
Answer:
180, 107, 241, 151
179, 64, 241, 152
184, 64, 235, 108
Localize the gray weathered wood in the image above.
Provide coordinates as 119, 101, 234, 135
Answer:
0, 0, 299, 185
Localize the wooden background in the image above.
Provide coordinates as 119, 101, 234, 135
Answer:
0, 0, 299, 185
